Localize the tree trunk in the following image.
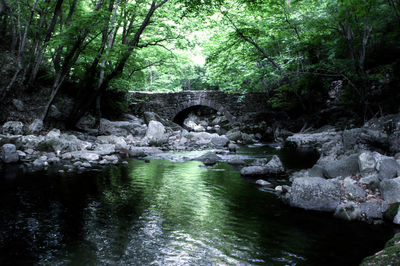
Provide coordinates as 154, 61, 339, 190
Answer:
66, 1, 169, 127
27, 0, 64, 85
1, 0, 39, 101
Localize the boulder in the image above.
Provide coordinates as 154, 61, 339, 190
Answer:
28, 119, 43, 134
46, 129, 61, 138
285, 130, 340, 150
1, 144, 19, 163
358, 152, 376, 174
195, 152, 221, 166
343, 177, 366, 198
360, 200, 383, 219
226, 129, 242, 142
227, 157, 246, 166
241, 133, 255, 144
320, 154, 359, 178
240, 166, 269, 176
380, 177, 400, 204
97, 135, 127, 149
145, 120, 167, 145
211, 135, 229, 148
359, 174, 380, 190
2, 121, 24, 135
93, 144, 116, 156
256, 179, 272, 187
40, 133, 91, 153
378, 158, 400, 180
100, 118, 147, 137
286, 177, 341, 212
334, 202, 362, 221
65, 151, 100, 162
228, 143, 239, 153
186, 132, 219, 146
308, 165, 325, 178
32, 158, 47, 171
251, 158, 269, 166
265, 155, 284, 174
144, 112, 181, 131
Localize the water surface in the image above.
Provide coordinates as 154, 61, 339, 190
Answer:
0, 149, 395, 265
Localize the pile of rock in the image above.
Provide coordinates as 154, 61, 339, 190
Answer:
279, 114, 400, 224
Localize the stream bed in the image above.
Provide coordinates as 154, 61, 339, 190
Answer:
0, 146, 395, 265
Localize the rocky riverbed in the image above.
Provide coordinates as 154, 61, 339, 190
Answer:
1, 111, 400, 263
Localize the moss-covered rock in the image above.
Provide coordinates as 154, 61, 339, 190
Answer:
360, 233, 400, 265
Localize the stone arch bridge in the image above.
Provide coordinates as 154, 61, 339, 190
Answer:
129, 91, 272, 123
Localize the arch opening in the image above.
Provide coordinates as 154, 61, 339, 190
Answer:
173, 105, 219, 132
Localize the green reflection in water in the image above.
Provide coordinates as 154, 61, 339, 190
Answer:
0, 157, 393, 265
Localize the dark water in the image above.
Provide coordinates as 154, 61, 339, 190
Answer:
0, 148, 395, 265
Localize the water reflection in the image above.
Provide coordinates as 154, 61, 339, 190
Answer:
0, 159, 395, 265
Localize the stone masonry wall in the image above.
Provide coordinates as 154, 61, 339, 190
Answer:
129, 91, 272, 122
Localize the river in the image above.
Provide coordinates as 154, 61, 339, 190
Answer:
0, 146, 395, 265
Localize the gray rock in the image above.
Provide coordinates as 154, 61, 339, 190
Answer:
1, 144, 19, 163
334, 202, 362, 221
40, 132, 91, 153
380, 177, 400, 204
64, 151, 100, 162
360, 200, 383, 219
240, 156, 284, 176
81, 162, 91, 168
228, 143, 239, 153
252, 158, 269, 166
32, 158, 47, 171
17, 150, 26, 158
227, 157, 246, 166
241, 133, 255, 144
99, 118, 148, 137
93, 144, 115, 156
28, 119, 43, 134
343, 177, 366, 198
104, 155, 118, 161
378, 158, 400, 180
186, 132, 219, 146
256, 179, 272, 186
143, 112, 181, 132
320, 154, 359, 178
226, 129, 242, 141
287, 177, 341, 212
240, 166, 270, 176
2, 121, 24, 135
97, 135, 127, 149
358, 152, 376, 173
195, 152, 221, 166
285, 131, 340, 150
359, 174, 380, 190
265, 155, 284, 174
308, 165, 325, 177
211, 135, 229, 148
394, 208, 400, 225
12, 99, 24, 111
146, 120, 167, 145
46, 129, 61, 138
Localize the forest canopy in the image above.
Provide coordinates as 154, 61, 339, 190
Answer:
0, 0, 399, 126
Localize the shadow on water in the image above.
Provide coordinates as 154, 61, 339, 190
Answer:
0, 147, 395, 265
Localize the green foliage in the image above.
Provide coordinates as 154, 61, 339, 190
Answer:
1, 0, 400, 120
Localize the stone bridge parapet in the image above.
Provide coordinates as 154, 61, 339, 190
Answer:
129, 90, 272, 122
